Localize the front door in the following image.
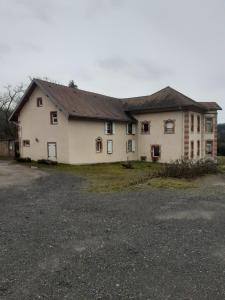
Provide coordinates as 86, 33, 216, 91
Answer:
151, 145, 161, 161
47, 142, 57, 161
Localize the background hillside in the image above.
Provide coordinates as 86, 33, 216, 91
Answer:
218, 124, 225, 155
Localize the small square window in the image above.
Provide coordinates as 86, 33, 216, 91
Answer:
23, 140, 30, 147
164, 120, 175, 134
50, 111, 58, 125
37, 97, 43, 107
141, 121, 150, 134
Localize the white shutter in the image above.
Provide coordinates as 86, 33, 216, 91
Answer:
107, 140, 113, 154
126, 123, 129, 135
105, 122, 108, 134
132, 140, 136, 152
112, 122, 115, 134
132, 124, 136, 135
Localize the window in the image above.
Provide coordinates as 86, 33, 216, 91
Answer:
127, 140, 135, 153
197, 115, 201, 133
107, 140, 113, 154
141, 121, 150, 134
190, 141, 194, 159
127, 123, 136, 135
206, 140, 213, 156
191, 114, 194, 132
164, 120, 175, 134
205, 117, 213, 133
105, 121, 114, 135
50, 111, 58, 125
151, 145, 161, 159
96, 137, 103, 153
23, 140, 30, 147
197, 140, 200, 157
37, 97, 43, 107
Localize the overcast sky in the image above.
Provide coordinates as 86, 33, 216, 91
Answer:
0, 0, 224, 122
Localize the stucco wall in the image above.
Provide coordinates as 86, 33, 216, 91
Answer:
133, 111, 184, 163
18, 87, 69, 163
68, 119, 137, 164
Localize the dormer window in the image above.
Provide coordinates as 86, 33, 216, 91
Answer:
50, 111, 58, 125
164, 120, 175, 134
37, 97, 43, 107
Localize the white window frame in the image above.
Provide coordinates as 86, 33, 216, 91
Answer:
37, 97, 43, 107
107, 140, 113, 154
126, 123, 136, 135
105, 121, 115, 135
164, 120, 175, 134
50, 111, 58, 125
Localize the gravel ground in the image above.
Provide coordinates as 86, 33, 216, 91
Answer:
1, 162, 225, 299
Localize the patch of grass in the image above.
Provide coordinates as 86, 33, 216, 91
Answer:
148, 177, 197, 189
218, 156, 225, 172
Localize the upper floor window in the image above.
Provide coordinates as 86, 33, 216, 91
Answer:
50, 111, 58, 125
127, 140, 136, 153
191, 114, 194, 132
197, 115, 201, 133
205, 140, 213, 156
127, 123, 136, 135
205, 117, 213, 133
164, 120, 175, 134
141, 121, 150, 134
105, 121, 114, 135
96, 137, 103, 153
37, 97, 43, 107
23, 140, 30, 147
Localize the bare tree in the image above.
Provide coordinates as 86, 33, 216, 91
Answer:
0, 83, 24, 139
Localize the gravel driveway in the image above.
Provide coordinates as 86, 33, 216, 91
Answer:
1, 161, 225, 299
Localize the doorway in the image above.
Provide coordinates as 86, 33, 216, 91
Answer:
47, 142, 57, 161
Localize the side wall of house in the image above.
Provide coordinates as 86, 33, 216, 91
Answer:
18, 87, 70, 163
68, 119, 138, 164
133, 111, 184, 163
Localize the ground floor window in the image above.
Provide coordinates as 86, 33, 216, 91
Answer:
107, 140, 113, 154
127, 140, 135, 153
197, 140, 200, 156
151, 145, 161, 160
23, 140, 30, 147
96, 137, 103, 153
190, 141, 194, 159
206, 140, 213, 156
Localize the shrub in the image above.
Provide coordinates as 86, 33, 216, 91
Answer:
157, 159, 218, 179
37, 159, 57, 165
121, 161, 134, 169
16, 157, 31, 163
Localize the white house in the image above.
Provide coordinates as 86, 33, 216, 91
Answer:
10, 79, 221, 164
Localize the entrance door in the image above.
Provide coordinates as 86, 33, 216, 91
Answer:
47, 142, 57, 161
151, 145, 161, 161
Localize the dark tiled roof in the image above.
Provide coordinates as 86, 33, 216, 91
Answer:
9, 81, 222, 122
199, 102, 222, 111
123, 86, 207, 113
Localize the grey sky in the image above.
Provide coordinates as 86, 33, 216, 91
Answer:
0, 0, 224, 122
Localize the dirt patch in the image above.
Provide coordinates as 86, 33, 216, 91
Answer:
0, 160, 47, 188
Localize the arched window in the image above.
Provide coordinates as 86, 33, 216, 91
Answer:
164, 120, 175, 134
96, 137, 103, 153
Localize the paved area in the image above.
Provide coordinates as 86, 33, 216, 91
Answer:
1, 161, 225, 299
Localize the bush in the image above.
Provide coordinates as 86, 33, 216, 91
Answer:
157, 159, 218, 179
121, 161, 134, 169
16, 157, 31, 163
37, 159, 57, 165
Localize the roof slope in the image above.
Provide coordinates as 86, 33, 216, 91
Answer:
10, 81, 222, 122
10, 79, 133, 122
123, 86, 208, 113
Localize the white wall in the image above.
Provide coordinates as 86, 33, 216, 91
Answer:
133, 111, 184, 163
18, 87, 70, 163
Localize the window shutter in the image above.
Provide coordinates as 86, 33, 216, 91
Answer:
126, 141, 128, 153
112, 122, 115, 134
104, 122, 108, 134
132, 124, 136, 134
126, 124, 129, 135
132, 140, 136, 152
107, 140, 113, 154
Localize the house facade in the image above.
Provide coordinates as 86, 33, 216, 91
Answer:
10, 79, 221, 164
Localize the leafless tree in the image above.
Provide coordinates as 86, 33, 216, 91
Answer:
0, 83, 25, 139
